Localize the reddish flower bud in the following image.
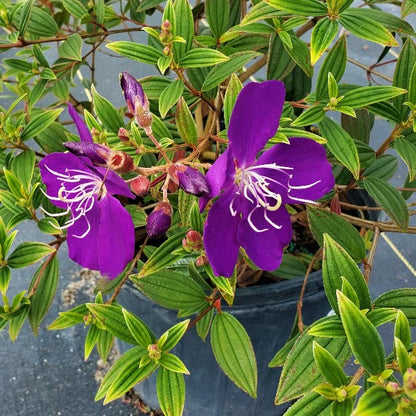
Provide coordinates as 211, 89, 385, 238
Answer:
130, 175, 150, 197
146, 202, 172, 239
195, 255, 208, 267
404, 368, 416, 400
175, 165, 210, 196
120, 72, 153, 133
118, 127, 130, 142
182, 230, 203, 252
108, 151, 134, 173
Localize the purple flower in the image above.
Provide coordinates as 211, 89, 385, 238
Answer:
176, 165, 210, 196
201, 81, 335, 277
120, 72, 153, 133
64, 103, 111, 165
39, 152, 135, 279
146, 202, 172, 239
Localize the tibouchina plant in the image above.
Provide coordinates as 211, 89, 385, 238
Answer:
1, 1, 416, 415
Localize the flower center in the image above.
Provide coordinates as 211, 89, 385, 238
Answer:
41, 166, 106, 239
231, 163, 293, 233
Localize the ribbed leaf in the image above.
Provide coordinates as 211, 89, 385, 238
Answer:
322, 234, 371, 315
266, 0, 328, 16
179, 49, 229, 68
283, 391, 332, 416
62, 0, 88, 18
159, 353, 189, 374
275, 334, 350, 404
291, 106, 325, 127
362, 176, 408, 230
394, 137, 416, 181
267, 34, 295, 81
157, 367, 185, 416
310, 18, 339, 65
18, 0, 35, 37
308, 207, 365, 261
173, 0, 193, 61
175, 97, 198, 145
341, 86, 406, 108
159, 79, 184, 118
28, 256, 59, 335
21, 109, 63, 141
319, 117, 360, 179
337, 291, 385, 375
160, 320, 190, 351
92, 86, 124, 134
106, 41, 163, 64
353, 385, 397, 416
339, 10, 398, 47
211, 312, 257, 398
224, 73, 242, 128
122, 308, 155, 347
7, 242, 55, 269
373, 289, 416, 326
202, 51, 259, 91
205, 0, 230, 39
241, 2, 284, 26
283, 35, 313, 77
58, 34, 82, 61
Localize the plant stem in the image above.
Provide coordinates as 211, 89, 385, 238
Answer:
364, 226, 380, 284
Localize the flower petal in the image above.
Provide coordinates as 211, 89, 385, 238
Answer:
93, 167, 135, 199
228, 80, 285, 168
97, 195, 135, 278
238, 205, 292, 271
39, 152, 94, 209
199, 149, 233, 211
257, 137, 334, 204
203, 188, 241, 277
67, 102, 92, 143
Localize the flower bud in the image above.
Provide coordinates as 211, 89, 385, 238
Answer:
404, 368, 416, 400
108, 151, 134, 173
182, 230, 203, 252
195, 255, 208, 267
146, 202, 172, 239
118, 127, 130, 143
130, 175, 150, 197
175, 165, 210, 196
63, 142, 110, 165
147, 344, 161, 361
120, 72, 153, 133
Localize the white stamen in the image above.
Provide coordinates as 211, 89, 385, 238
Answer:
247, 207, 268, 233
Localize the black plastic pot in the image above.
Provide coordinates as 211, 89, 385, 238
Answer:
117, 270, 329, 416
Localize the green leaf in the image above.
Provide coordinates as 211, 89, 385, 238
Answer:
159, 353, 189, 374
283, 34, 313, 77
312, 342, 348, 387
394, 310, 411, 348
122, 308, 155, 347
394, 137, 416, 181
402, 0, 416, 18
322, 234, 371, 314
62, 0, 88, 18
291, 106, 326, 127
86, 304, 137, 344
13, 5, 59, 37
157, 367, 185, 416
177, 190, 197, 227
134, 271, 207, 313
202, 51, 259, 91
18, 0, 35, 37
241, 2, 284, 26
7, 242, 55, 269
211, 312, 257, 398
9, 304, 30, 342
178, 49, 229, 68
373, 289, 416, 326
106, 41, 163, 65
353, 385, 397, 416
337, 291, 385, 375
269, 334, 300, 367
159, 80, 184, 118
362, 176, 408, 230
47, 304, 88, 330
21, 109, 63, 141
224, 73, 243, 128
96, 329, 115, 361
308, 207, 366, 261
347, 8, 415, 37
275, 334, 351, 404
196, 307, 214, 341
0, 267, 11, 294
408, 63, 416, 106
159, 320, 190, 351
173, 0, 193, 61
316, 35, 347, 100
267, 34, 296, 81
91, 85, 124, 135
393, 39, 416, 120
319, 117, 360, 179
95, 0, 104, 24
205, 0, 229, 39
339, 10, 398, 47
138, 232, 186, 277
58, 34, 82, 61
28, 79, 48, 108
175, 97, 198, 146
28, 256, 59, 335
84, 325, 100, 360
394, 336, 411, 375
363, 155, 398, 182
266, 0, 328, 16
310, 18, 339, 65
340, 86, 407, 109
157, 55, 172, 75
283, 391, 332, 416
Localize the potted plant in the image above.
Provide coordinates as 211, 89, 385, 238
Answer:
0, 1, 415, 415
